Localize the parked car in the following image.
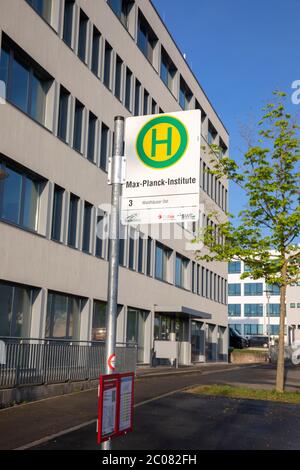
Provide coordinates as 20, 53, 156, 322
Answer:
247, 335, 269, 348
229, 327, 249, 349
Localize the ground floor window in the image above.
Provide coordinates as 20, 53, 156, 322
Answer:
267, 324, 280, 335
244, 324, 263, 335
92, 300, 106, 341
230, 323, 242, 334
0, 281, 36, 337
46, 291, 83, 340
154, 313, 189, 342
127, 308, 149, 363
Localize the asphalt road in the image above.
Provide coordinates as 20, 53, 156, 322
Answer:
31, 364, 300, 451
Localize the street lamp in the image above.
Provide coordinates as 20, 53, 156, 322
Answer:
264, 289, 272, 350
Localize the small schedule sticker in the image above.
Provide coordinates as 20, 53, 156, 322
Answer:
119, 374, 134, 432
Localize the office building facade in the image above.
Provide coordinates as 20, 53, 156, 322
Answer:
0, 0, 229, 367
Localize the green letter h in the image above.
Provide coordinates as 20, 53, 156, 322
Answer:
151, 127, 172, 157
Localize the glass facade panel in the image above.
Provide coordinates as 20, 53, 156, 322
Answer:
244, 304, 263, 317
0, 281, 33, 337
228, 283, 241, 296
228, 304, 241, 316
244, 283, 263, 296
228, 261, 241, 274
92, 300, 106, 341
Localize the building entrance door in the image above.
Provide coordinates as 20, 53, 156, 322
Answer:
191, 321, 204, 362
126, 308, 148, 363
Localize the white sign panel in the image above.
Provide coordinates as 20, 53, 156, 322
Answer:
121, 110, 201, 225
119, 375, 133, 432
102, 386, 117, 436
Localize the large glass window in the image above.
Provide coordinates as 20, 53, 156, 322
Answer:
87, 112, 97, 162
73, 99, 84, 153
125, 67, 132, 111
244, 324, 263, 335
126, 308, 148, 363
82, 202, 92, 253
78, 10, 88, 62
179, 77, 192, 110
267, 325, 280, 335
228, 304, 241, 317
269, 304, 280, 317
228, 261, 241, 274
155, 243, 171, 282
154, 314, 188, 342
104, 42, 112, 89
1, 40, 51, 126
26, 0, 52, 24
0, 281, 35, 337
134, 79, 141, 116
46, 291, 82, 340
0, 161, 40, 230
51, 185, 64, 241
128, 229, 135, 269
208, 121, 217, 145
92, 300, 106, 341
244, 283, 263, 296
100, 123, 109, 170
67, 194, 79, 247
244, 304, 263, 317
57, 86, 70, 142
175, 254, 188, 288
108, 0, 133, 28
63, 0, 75, 47
91, 27, 101, 76
143, 89, 149, 115
115, 55, 123, 101
228, 283, 241, 296
137, 11, 157, 63
230, 323, 242, 334
138, 236, 144, 273
160, 47, 176, 93
266, 284, 280, 296
146, 237, 152, 276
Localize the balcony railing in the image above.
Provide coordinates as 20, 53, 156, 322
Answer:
0, 337, 137, 389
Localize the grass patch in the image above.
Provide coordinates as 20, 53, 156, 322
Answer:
188, 384, 300, 404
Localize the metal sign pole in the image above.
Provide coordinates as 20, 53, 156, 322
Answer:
102, 116, 125, 451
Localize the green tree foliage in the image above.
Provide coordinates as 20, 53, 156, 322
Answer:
196, 92, 300, 392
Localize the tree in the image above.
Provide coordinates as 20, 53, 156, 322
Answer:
196, 92, 300, 392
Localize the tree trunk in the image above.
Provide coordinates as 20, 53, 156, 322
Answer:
276, 264, 287, 392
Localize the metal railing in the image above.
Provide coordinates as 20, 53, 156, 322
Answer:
0, 337, 137, 389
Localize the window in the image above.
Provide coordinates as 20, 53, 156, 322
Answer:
175, 254, 188, 288
228, 261, 241, 274
63, 0, 75, 47
26, 0, 52, 25
146, 237, 152, 276
195, 100, 207, 123
269, 304, 280, 317
108, 0, 133, 28
266, 284, 280, 296
267, 325, 280, 335
143, 89, 149, 115
151, 99, 157, 114
1, 40, 52, 126
57, 86, 70, 142
201, 266, 205, 297
125, 67, 132, 111
82, 202, 92, 253
228, 283, 241, 296
67, 194, 79, 247
160, 47, 176, 93
95, 211, 104, 258
219, 138, 227, 158
104, 42, 112, 89
244, 283, 263, 296
230, 323, 242, 334
91, 27, 101, 76
138, 236, 144, 273
290, 303, 296, 308
137, 11, 157, 63
134, 79, 141, 116
87, 112, 97, 162
0, 281, 36, 337
100, 123, 109, 170
51, 185, 64, 241
228, 304, 241, 317
119, 235, 125, 266
46, 291, 82, 339
0, 161, 40, 231
208, 121, 217, 145
92, 300, 106, 341
78, 10, 88, 62
154, 313, 188, 342
244, 324, 263, 335
155, 243, 171, 282
179, 77, 192, 110
244, 304, 263, 317
115, 55, 123, 101
128, 229, 135, 269
73, 99, 84, 153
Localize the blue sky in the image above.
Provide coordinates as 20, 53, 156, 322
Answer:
153, 0, 300, 217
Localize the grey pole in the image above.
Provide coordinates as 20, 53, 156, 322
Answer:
101, 116, 125, 451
